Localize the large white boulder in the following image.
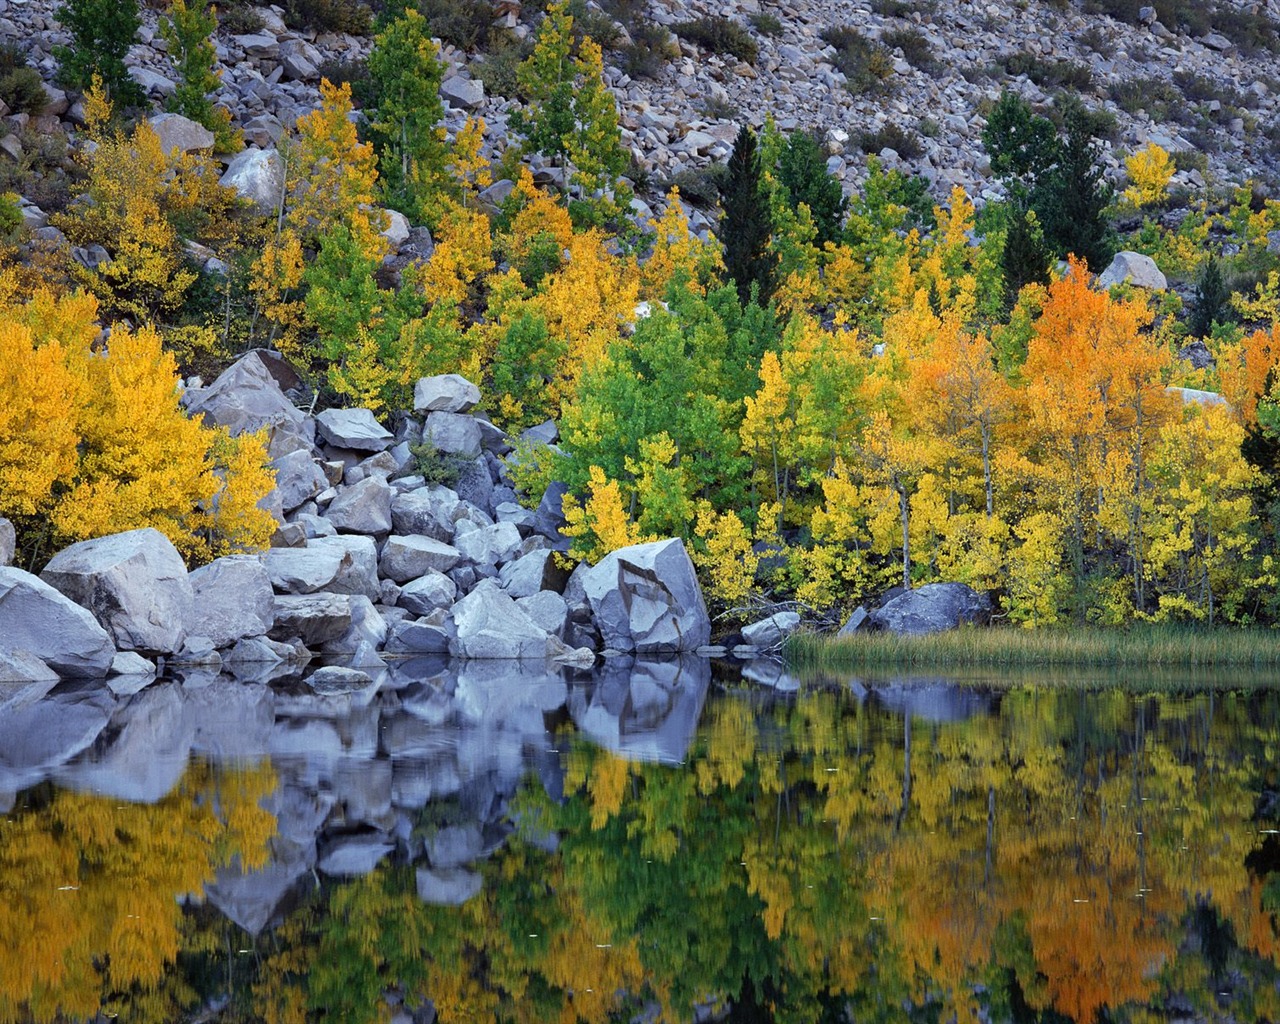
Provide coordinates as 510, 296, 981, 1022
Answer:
219, 147, 286, 216
184, 350, 314, 458
1096, 250, 1167, 291
449, 581, 562, 659
0, 567, 116, 677
582, 538, 710, 654
188, 555, 275, 648
41, 529, 193, 655
148, 112, 215, 154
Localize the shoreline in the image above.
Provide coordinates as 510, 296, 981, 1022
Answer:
784, 624, 1280, 672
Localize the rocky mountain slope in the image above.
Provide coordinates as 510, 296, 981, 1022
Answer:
4, 0, 1280, 220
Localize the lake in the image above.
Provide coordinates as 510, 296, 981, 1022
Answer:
3, 655, 1280, 1023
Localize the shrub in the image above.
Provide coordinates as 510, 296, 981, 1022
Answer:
474, 37, 533, 99
881, 27, 935, 71
999, 53, 1094, 92
217, 0, 264, 33
414, 0, 502, 50
1078, 24, 1115, 57
858, 121, 923, 160
283, 0, 372, 35
821, 26, 893, 94
568, 0, 622, 48
701, 94, 739, 120
1172, 148, 1209, 174
1110, 77, 1180, 119
749, 11, 783, 36
0, 46, 48, 116
0, 192, 20, 236
314, 57, 372, 102
619, 21, 678, 79
673, 16, 758, 64
657, 165, 726, 208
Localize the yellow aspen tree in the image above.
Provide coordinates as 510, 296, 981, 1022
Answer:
691, 500, 759, 609
560, 465, 644, 563
1123, 142, 1175, 207
641, 188, 723, 299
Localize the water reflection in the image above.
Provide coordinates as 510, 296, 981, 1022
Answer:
3, 664, 1280, 1023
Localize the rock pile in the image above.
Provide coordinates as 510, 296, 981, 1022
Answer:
0, 353, 714, 683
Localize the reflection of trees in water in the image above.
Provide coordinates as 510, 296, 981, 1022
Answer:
8, 689, 1280, 1024
0, 761, 277, 1024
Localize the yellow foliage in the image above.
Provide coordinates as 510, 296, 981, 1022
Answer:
560, 465, 645, 563
448, 116, 492, 200
1123, 142, 1175, 208
691, 500, 759, 609
0, 294, 275, 565
641, 188, 722, 298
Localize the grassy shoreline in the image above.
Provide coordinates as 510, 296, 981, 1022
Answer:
784, 625, 1280, 672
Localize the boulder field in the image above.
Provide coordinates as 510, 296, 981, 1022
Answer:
0, 353, 718, 684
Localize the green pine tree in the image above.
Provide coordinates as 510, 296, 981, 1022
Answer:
1034, 105, 1112, 272
776, 129, 847, 247
160, 0, 239, 152
720, 125, 777, 307
1188, 257, 1233, 338
1001, 204, 1052, 309
55, 0, 143, 105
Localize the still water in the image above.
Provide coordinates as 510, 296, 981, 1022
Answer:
3, 656, 1280, 1023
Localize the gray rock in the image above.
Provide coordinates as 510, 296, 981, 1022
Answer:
454, 521, 523, 568
423, 411, 483, 458
380, 535, 462, 582
0, 569, 117, 677
499, 548, 567, 598
582, 538, 711, 654
272, 449, 329, 512
265, 545, 349, 593
148, 112, 215, 154
323, 476, 394, 535
453, 457, 496, 514
397, 570, 457, 614
188, 555, 275, 647
219, 148, 286, 216
426, 823, 484, 869
41, 528, 193, 655
1177, 339, 1215, 370
307, 664, 374, 694
270, 593, 354, 645
450, 582, 561, 659
1168, 386, 1230, 408
868, 582, 991, 636
316, 408, 394, 452
385, 618, 452, 654
741, 611, 801, 648
128, 66, 177, 96
837, 606, 869, 635
0, 649, 57, 684
108, 650, 156, 679
381, 208, 411, 248
413, 373, 481, 413
517, 590, 567, 637
1096, 250, 1168, 291
0, 516, 13, 566
440, 74, 484, 110
308, 535, 381, 600
391, 486, 459, 540
417, 866, 483, 905
520, 420, 559, 445
185, 351, 313, 458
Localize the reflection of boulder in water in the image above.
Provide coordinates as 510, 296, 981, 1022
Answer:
206, 857, 314, 936
417, 866, 482, 906
569, 656, 711, 764
55, 684, 194, 803
867, 679, 997, 723
0, 680, 115, 796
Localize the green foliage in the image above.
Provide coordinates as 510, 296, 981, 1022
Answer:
775, 130, 847, 247
415, 0, 507, 50
489, 313, 566, 429
981, 90, 1059, 186
748, 11, 783, 36
54, 0, 143, 105
1000, 204, 1052, 309
720, 125, 777, 307
409, 441, 470, 485
820, 25, 893, 94
858, 121, 923, 161
366, 9, 450, 225
160, 0, 240, 153
672, 16, 759, 63
0, 192, 21, 236
618, 21, 679, 78
997, 52, 1094, 92
881, 27, 935, 71
0, 46, 48, 117
1188, 257, 1233, 338
283, 0, 372, 35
